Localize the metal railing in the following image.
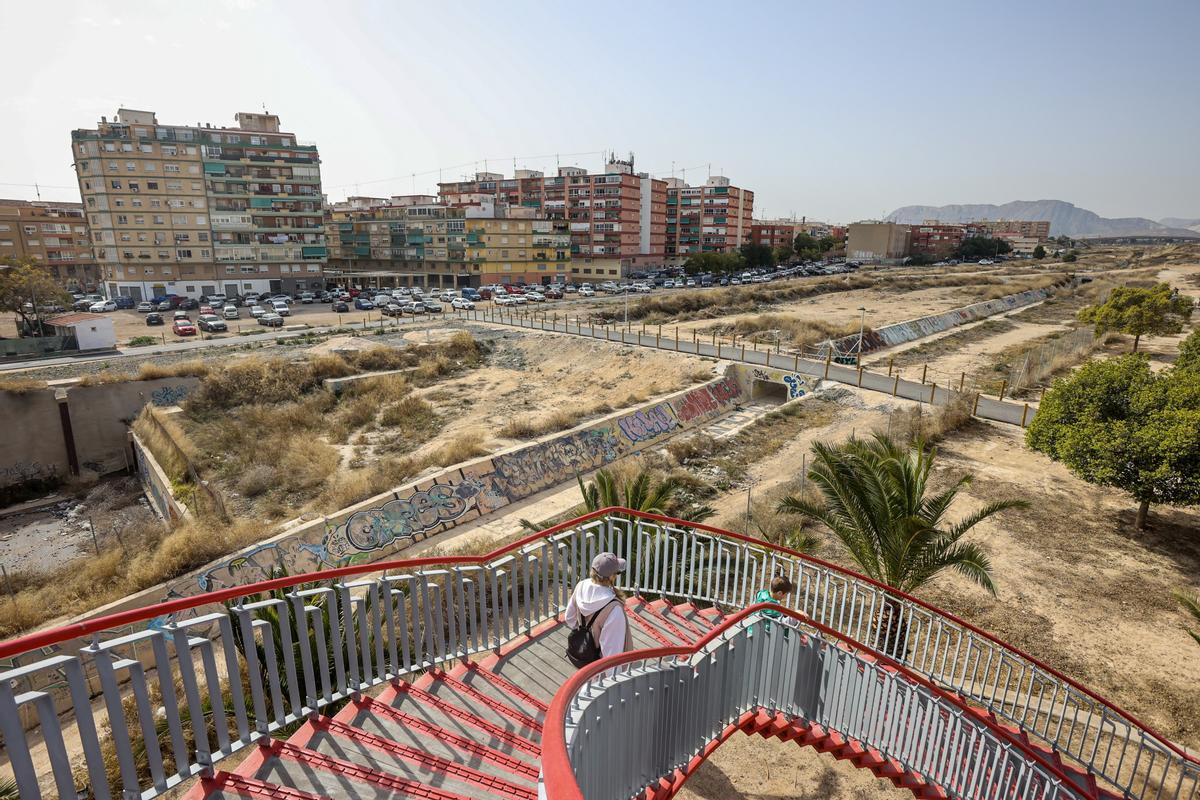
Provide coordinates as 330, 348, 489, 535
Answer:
0, 510, 1195, 799
544, 605, 1093, 800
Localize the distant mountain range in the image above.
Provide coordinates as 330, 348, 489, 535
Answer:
883, 200, 1200, 239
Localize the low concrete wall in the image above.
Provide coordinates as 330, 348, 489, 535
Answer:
823, 278, 1075, 356
0, 377, 200, 489
132, 431, 188, 524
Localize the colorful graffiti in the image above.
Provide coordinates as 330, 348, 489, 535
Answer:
745, 367, 813, 400
487, 426, 622, 497
150, 384, 192, 407
333, 478, 485, 556
672, 376, 742, 423
616, 403, 678, 442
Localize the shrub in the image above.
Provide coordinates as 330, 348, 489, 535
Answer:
667, 434, 718, 464
127, 336, 157, 348
315, 456, 424, 512
0, 377, 48, 394
435, 434, 489, 466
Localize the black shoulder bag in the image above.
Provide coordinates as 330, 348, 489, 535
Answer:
566, 598, 620, 668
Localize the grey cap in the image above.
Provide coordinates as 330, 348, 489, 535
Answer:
591, 552, 627, 578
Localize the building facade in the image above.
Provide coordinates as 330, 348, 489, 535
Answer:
438, 158, 667, 269
981, 219, 1051, 241
72, 108, 327, 301
664, 176, 754, 260
0, 200, 98, 290
909, 222, 965, 258
847, 222, 912, 262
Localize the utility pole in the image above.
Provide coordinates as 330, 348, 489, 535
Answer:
856, 306, 867, 366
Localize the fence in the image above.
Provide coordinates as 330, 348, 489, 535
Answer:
138, 407, 228, 522
1, 510, 1194, 799
551, 607, 1092, 800
0, 334, 77, 360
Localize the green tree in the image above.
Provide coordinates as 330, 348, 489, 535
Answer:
0, 257, 72, 336
778, 435, 1025, 656
1175, 591, 1200, 646
1033, 244, 1046, 259
1177, 328, 1200, 371
522, 467, 715, 531
793, 232, 824, 261
1063, 250, 1078, 263
1027, 355, 1200, 529
779, 435, 1025, 595
683, 252, 744, 276
739, 242, 776, 269
1078, 283, 1193, 352
957, 237, 1012, 260
818, 235, 837, 253
773, 243, 795, 264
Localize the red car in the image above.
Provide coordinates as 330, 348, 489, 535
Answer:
172, 319, 197, 336
199, 305, 215, 315
503, 285, 524, 295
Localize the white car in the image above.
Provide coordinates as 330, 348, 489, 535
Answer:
685, 279, 696, 287
495, 295, 517, 306
249, 305, 267, 318
270, 295, 294, 305
579, 287, 595, 297
298, 292, 315, 304
451, 297, 475, 310
222, 305, 239, 319
512, 294, 528, 305
636, 284, 652, 293
272, 301, 291, 317
439, 291, 457, 302
524, 291, 546, 302
89, 300, 117, 312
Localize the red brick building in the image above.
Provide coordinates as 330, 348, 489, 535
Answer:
664, 176, 754, 259
909, 222, 965, 258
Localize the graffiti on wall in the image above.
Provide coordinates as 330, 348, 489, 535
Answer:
0, 461, 59, 486
749, 367, 813, 400
150, 384, 192, 407
616, 402, 678, 442
488, 427, 622, 498
672, 376, 741, 423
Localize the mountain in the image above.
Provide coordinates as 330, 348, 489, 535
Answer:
1160, 217, 1200, 233
883, 200, 1200, 238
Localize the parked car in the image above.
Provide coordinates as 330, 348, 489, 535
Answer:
439, 291, 457, 302
197, 314, 227, 332
222, 305, 239, 319
353, 297, 374, 310
578, 287, 595, 297
450, 297, 475, 310
524, 291, 546, 303
494, 294, 516, 306
270, 294, 294, 305
136, 301, 155, 313
381, 303, 404, 317
331, 301, 350, 313
461, 289, 482, 302
179, 298, 200, 310
272, 301, 291, 317
114, 296, 136, 310
258, 313, 285, 327
155, 300, 173, 312
563, 284, 578, 294
199, 305, 216, 316
145, 312, 164, 326
299, 292, 315, 304
247, 305, 265, 318
173, 310, 190, 321
423, 300, 443, 313
543, 287, 563, 299
203, 293, 227, 306
372, 294, 393, 306
74, 294, 104, 311
403, 302, 425, 315
172, 319, 197, 336
88, 300, 118, 312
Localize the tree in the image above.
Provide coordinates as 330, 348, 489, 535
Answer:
739, 242, 776, 269
1177, 329, 1200, 371
773, 243, 795, 265
1078, 283, 1193, 352
522, 468, 715, 531
778, 435, 1026, 656
0, 258, 72, 337
1033, 244, 1046, 260
1175, 591, 1200, 646
1027, 355, 1200, 529
957, 236, 1011, 260
683, 252, 744, 276
778, 435, 1025, 595
1063, 250, 1078, 263
818, 235, 837, 253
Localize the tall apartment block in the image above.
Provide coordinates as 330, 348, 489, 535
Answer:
0, 199, 98, 290
71, 108, 326, 301
438, 157, 667, 270
325, 197, 573, 288
664, 176, 754, 259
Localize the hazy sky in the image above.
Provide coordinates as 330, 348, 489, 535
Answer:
2, 0, 1197, 222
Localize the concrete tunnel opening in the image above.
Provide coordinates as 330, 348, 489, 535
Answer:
750, 379, 790, 405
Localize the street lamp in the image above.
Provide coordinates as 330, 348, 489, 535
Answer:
856, 306, 867, 366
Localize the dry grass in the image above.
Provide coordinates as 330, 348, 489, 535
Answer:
498, 409, 582, 439
434, 434, 489, 467
884, 391, 976, 445
77, 360, 209, 386
315, 455, 425, 512
0, 376, 49, 393
131, 406, 195, 483
711, 313, 862, 348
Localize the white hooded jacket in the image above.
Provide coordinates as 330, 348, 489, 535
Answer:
564, 579, 629, 659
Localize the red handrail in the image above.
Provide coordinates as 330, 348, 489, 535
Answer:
540, 603, 1094, 800
0, 507, 1193, 770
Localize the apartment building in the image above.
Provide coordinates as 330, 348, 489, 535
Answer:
847, 222, 912, 262
664, 176, 754, 260
325, 198, 573, 288
72, 108, 326, 301
439, 158, 667, 270
909, 222, 966, 258
0, 200, 98, 290
749, 218, 841, 251
982, 219, 1051, 241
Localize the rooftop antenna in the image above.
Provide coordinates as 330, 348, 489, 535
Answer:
671, 160, 675, 179
34, 183, 41, 200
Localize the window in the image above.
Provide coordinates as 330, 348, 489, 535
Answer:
162, 145, 177, 156
188, 165, 200, 174
114, 199, 124, 207
306, 265, 320, 273
126, 161, 135, 170
198, 232, 209, 242
240, 265, 255, 273
131, 199, 143, 207
153, 215, 164, 225
120, 234, 131, 242
129, 181, 139, 192
104, 143, 115, 152
176, 249, 192, 258
145, 162, 156, 172
134, 216, 145, 225
110, 180, 121, 189
107, 161, 118, 171
116, 215, 128, 224
165, 163, 180, 173
150, 200, 161, 208
80, 160, 90, 171
122, 143, 133, 152
147, 181, 158, 190
139, 143, 153, 153
226, 266, 236, 274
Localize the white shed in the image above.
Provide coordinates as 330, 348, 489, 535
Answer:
45, 312, 117, 351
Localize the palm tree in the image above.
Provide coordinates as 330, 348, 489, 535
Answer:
1176, 591, 1200, 646
778, 434, 1027, 655
522, 468, 715, 531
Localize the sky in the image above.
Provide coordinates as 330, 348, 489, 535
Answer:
2, 0, 1197, 223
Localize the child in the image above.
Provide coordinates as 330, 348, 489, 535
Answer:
753, 574, 794, 622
